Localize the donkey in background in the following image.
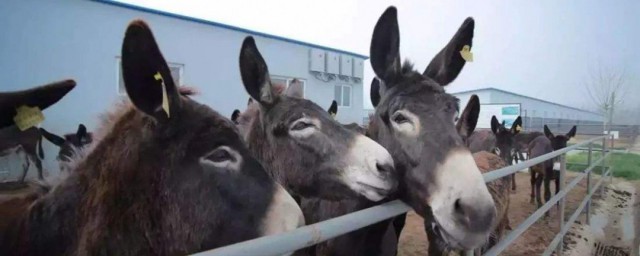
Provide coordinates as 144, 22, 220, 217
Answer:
468, 116, 523, 190
39, 124, 93, 172
0, 128, 45, 182
1, 20, 303, 256
327, 100, 367, 135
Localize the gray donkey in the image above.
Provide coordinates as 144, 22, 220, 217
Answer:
236, 36, 397, 203
367, 6, 496, 252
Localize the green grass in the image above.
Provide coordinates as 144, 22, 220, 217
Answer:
566, 142, 626, 151
566, 152, 640, 180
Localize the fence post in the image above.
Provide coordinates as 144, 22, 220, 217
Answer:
600, 136, 607, 198
556, 154, 567, 256
609, 135, 614, 183
586, 143, 592, 225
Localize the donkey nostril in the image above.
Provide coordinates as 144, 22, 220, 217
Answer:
454, 199, 464, 216
376, 163, 394, 175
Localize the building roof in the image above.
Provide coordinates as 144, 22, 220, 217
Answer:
451, 87, 602, 116
94, 0, 368, 59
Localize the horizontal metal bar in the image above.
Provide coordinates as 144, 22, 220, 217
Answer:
193, 135, 610, 256
542, 168, 611, 256
192, 200, 411, 256
483, 136, 607, 182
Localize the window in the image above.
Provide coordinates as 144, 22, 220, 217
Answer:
271, 76, 306, 98
334, 84, 352, 107
117, 57, 184, 95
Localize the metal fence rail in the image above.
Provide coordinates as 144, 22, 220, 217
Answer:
193, 135, 613, 256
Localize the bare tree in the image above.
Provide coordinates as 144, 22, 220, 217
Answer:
585, 63, 627, 133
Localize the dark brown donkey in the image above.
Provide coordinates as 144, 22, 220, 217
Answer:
0, 80, 76, 182
39, 124, 93, 172
467, 116, 523, 190
427, 95, 512, 256
368, 7, 495, 251
0, 20, 303, 256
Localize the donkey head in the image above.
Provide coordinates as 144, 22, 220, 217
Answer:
114, 21, 303, 250
544, 125, 576, 151
368, 7, 495, 250
239, 37, 396, 202
490, 116, 523, 164
40, 124, 93, 163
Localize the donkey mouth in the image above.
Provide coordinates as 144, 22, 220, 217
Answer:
429, 220, 464, 250
355, 182, 392, 201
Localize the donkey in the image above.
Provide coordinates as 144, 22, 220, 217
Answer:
39, 124, 93, 172
427, 95, 512, 256
0, 20, 303, 256
468, 116, 523, 190
528, 135, 555, 211
327, 100, 367, 135
367, 7, 495, 251
0, 128, 45, 182
237, 36, 396, 203
0, 80, 75, 182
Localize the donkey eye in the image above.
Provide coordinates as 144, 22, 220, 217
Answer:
392, 113, 409, 124
206, 148, 235, 163
291, 122, 314, 131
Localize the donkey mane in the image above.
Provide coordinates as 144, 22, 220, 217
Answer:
384, 60, 445, 94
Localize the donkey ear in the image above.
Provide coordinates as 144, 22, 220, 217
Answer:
490, 116, 500, 134
40, 128, 65, 147
121, 20, 180, 122
370, 6, 401, 83
239, 36, 276, 107
0, 80, 75, 129
423, 17, 474, 86
566, 125, 577, 139
285, 79, 303, 98
328, 100, 338, 116
370, 78, 381, 107
231, 109, 241, 124
510, 116, 523, 134
76, 124, 87, 138
544, 125, 554, 138
456, 94, 480, 138
247, 98, 253, 106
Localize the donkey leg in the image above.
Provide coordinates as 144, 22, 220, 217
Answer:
34, 157, 44, 180
535, 175, 543, 209
530, 170, 536, 204
17, 152, 31, 183
511, 173, 517, 191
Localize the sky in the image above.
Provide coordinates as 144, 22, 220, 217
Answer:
118, 0, 639, 112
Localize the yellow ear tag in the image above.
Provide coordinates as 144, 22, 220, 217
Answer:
516, 125, 522, 132
153, 72, 170, 118
13, 105, 45, 131
330, 113, 336, 119
460, 45, 473, 62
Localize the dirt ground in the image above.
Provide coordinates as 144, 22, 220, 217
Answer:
397, 171, 618, 256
